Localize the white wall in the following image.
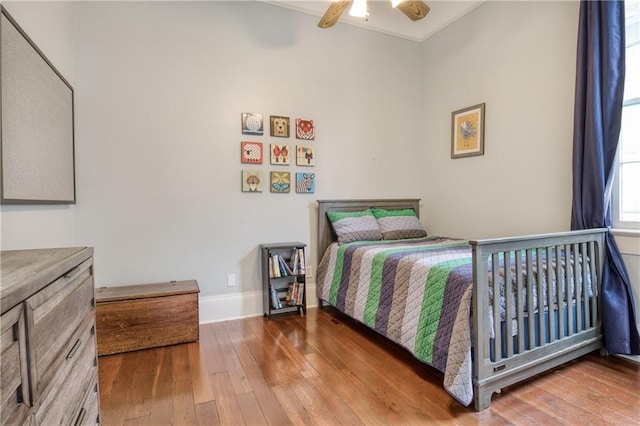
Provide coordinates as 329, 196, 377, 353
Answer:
1, 1, 76, 249
421, 1, 579, 240
70, 1, 425, 317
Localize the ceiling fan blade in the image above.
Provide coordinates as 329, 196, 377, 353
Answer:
318, 0, 352, 29
397, 1, 430, 21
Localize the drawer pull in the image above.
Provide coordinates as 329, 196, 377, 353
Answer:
63, 259, 90, 283
16, 384, 23, 404
74, 408, 87, 426
67, 339, 82, 359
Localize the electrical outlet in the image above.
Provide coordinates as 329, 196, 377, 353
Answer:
306, 265, 313, 279
227, 273, 236, 287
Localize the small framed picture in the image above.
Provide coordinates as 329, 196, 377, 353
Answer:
296, 145, 315, 166
270, 144, 290, 165
270, 115, 290, 138
295, 172, 315, 193
242, 170, 263, 192
451, 103, 485, 159
241, 141, 263, 164
296, 118, 315, 140
241, 112, 263, 135
270, 171, 291, 193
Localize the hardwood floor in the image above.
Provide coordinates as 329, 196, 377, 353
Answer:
98, 307, 640, 425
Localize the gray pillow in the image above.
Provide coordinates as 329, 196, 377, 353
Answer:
327, 209, 383, 244
371, 208, 427, 240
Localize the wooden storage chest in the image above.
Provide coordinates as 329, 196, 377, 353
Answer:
95, 280, 199, 356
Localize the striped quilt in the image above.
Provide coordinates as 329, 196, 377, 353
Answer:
316, 237, 476, 406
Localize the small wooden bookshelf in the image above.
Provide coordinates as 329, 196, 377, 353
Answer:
259, 242, 306, 319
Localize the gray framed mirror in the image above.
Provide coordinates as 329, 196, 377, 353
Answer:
1, 6, 75, 204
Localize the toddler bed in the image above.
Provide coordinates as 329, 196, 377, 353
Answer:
316, 199, 606, 411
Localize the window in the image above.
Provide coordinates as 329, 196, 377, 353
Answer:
613, 0, 640, 229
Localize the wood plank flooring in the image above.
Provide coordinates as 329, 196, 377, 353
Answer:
98, 307, 640, 425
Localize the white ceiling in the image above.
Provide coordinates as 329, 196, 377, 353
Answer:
260, 0, 485, 42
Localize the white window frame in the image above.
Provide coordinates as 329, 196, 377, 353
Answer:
612, 98, 640, 231
612, 1, 640, 231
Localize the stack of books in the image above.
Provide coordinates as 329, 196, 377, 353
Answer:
268, 248, 306, 278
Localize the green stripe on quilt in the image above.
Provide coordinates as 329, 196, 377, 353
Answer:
362, 244, 460, 327
328, 240, 381, 304
414, 257, 472, 363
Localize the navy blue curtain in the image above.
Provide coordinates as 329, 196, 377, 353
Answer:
572, 0, 640, 355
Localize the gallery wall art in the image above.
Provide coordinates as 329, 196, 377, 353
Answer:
270, 144, 290, 165
295, 173, 315, 193
296, 145, 314, 166
239, 111, 316, 193
241, 141, 263, 164
270, 171, 290, 193
241, 112, 263, 135
242, 170, 263, 192
270, 115, 290, 138
296, 118, 315, 140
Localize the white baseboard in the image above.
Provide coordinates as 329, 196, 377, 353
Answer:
199, 283, 317, 324
617, 354, 640, 364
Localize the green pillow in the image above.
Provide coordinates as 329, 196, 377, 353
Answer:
327, 209, 383, 244
371, 208, 428, 240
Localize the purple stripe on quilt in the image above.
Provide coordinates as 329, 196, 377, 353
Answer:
335, 245, 359, 311
336, 239, 433, 314
432, 263, 473, 372
374, 247, 439, 335
373, 252, 404, 334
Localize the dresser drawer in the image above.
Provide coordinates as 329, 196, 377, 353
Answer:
71, 378, 100, 426
25, 257, 95, 399
34, 316, 98, 425
0, 304, 30, 425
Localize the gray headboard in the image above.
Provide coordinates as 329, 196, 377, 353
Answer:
317, 199, 421, 259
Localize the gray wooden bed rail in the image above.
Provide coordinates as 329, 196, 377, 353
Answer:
317, 199, 607, 411
470, 228, 606, 410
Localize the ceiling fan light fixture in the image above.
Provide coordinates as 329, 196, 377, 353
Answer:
349, 0, 368, 18
318, 0, 429, 29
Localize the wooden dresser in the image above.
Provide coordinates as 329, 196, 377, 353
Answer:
1, 247, 100, 425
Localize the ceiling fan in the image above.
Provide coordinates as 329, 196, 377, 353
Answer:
318, 0, 430, 29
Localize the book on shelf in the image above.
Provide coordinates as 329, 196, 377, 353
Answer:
291, 249, 299, 275
270, 254, 281, 278
297, 248, 306, 275
285, 284, 293, 305
286, 282, 304, 306
297, 282, 304, 305
278, 255, 293, 276
270, 284, 281, 309
270, 253, 298, 278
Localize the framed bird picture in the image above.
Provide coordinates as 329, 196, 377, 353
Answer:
451, 103, 485, 159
